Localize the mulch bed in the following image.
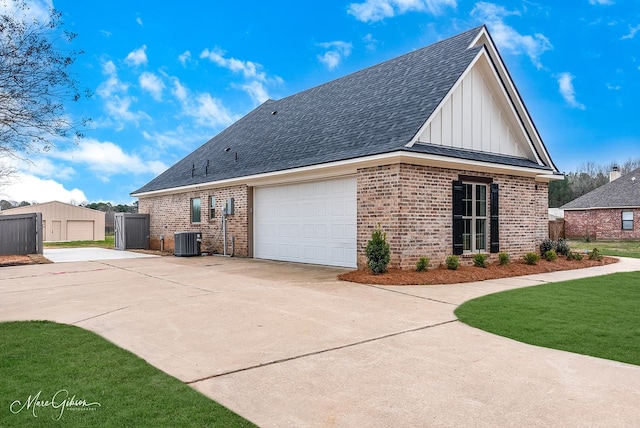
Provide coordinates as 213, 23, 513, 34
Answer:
339, 257, 619, 285
0, 254, 52, 267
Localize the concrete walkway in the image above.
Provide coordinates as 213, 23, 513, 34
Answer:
1, 256, 639, 427
44, 247, 159, 263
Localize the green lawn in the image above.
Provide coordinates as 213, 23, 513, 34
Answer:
43, 234, 115, 249
567, 239, 640, 259
455, 272, 640, 366
0, 321, 255, 427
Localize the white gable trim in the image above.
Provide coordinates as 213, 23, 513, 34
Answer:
469, 27, 557, 171
408, 26, 556, 171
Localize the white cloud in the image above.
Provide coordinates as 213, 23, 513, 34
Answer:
348, 0, 456, 23
200, 48, 267, 81
125, 45, 148, 67
104, 96, 151, 128
97, 61, 150, 127
606, 83, 621, 90
621, 24, 640, 40
52, 139, 167, 177
556, 72, 586, 110
588, 0, 614, 5
139, 72, 165, 101
199, 48, 280, 103
136, 17, 143, 26
96, 61, 129, 98
239, 81, 270, 104
317, 41, 353, 70
178, 50, 192, 66
0, 173, 86, 205
191, 93, 235, 128
363, 33, 379, 51
169, 78, 236, 128
472, 2, 552, 69
171, 78, 188, 101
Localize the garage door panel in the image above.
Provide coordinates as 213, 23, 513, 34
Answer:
254, 177, 356, 268
67, 220, 94, 241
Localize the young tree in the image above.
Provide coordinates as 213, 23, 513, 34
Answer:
0, 0, 89, 160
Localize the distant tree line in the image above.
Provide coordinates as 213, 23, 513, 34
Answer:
549, 158, 640, 208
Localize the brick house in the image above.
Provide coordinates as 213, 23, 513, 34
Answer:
132, 26, 561, 269
562, 167, 640, 240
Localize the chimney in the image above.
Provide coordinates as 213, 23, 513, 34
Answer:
610, 166, 621, 182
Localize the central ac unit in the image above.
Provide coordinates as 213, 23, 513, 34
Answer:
174, 232, 201, 256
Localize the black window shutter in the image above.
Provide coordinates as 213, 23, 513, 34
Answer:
452, 180, 464, 255
490, 183, 499, 253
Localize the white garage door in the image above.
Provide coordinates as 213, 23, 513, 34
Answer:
254, 177, 357, 268
67, 220, 94, 241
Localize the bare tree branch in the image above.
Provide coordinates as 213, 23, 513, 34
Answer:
0, 0, 90, 158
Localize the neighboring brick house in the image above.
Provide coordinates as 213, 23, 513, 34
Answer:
562, 167, 640, 240
132, 26, 561, 269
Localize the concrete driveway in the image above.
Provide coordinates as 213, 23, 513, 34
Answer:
1, 255, 639, 427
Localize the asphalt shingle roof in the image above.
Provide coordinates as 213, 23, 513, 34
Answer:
561, 167, 640, 210
133, 26, 545, 195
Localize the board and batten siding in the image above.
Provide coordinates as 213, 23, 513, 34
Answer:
417, 63, 525, 158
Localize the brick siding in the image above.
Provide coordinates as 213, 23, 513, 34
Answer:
138, 185, 249, 256
564, 208, 640, 240
357, 164, 548, 269
138, 163, 549, 269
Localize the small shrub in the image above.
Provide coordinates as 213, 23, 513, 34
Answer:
416, 257, 430, 272
555, 238, 571, 256
445, 255, 459, 270
498, 252, 510, 266
523, 252, 540, 265
365, 225, 391, 274
539, 238, 556, 256
567, 251, 583, 261
544, 250, 557, 261
589, 248, 603, 261
473, 253, 488, 268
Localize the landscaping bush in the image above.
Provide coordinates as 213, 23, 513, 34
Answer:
539, 238, 556, 256
555, 238, 571, 256
567, 251, 583, 261
473, 253, 488, 268
523, 252, 540, 265
445, 255, 459, 270
589, 248, 603, 261
498, 252, 510, 265
544, 249, 558, 261
416, 257, 429, 272
365, 225, 391, 274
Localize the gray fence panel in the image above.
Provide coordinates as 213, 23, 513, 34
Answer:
114, 213, 149, 250
0, 213, 43, 256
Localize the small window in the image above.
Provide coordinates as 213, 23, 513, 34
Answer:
622, 211, 634, 230
209, 196, 216, 219
191, 198, 201, 223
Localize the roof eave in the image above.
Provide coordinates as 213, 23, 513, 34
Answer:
132, 150, 560, 198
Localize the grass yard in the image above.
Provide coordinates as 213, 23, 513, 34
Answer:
567, 239, 640, 259
455, 272, 640, 366
43, 234, 115, 249
0, 321, 254, 427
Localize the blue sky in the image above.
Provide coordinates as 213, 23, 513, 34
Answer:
1, 0, 639, 204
